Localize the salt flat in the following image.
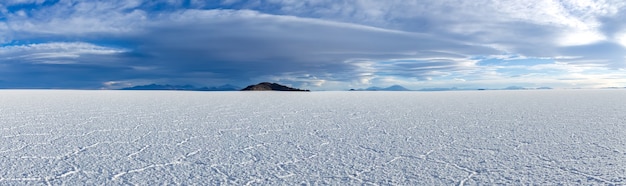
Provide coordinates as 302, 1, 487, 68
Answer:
0, 90, 625, 185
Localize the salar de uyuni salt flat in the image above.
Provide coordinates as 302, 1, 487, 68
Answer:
0, 90, 624, 185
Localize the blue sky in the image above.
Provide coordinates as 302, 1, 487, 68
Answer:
1, 0, 625, 90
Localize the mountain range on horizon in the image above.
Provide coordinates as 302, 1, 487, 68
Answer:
119, 83, 564, 92
119, 82, 310, 91
351, 85, 411, 91
120, 84, 241, 91
121, 83, 412, 91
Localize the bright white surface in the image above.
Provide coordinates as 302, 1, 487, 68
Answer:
0, 90, 625, 185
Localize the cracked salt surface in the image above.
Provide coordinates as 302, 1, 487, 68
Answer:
1, 90, 625, 185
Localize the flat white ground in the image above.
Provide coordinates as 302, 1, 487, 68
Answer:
0, 90, 624, 185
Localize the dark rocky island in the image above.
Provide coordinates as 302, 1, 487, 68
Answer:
241, 82, 309, 91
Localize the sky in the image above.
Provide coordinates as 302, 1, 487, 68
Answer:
1, 0, 626, 90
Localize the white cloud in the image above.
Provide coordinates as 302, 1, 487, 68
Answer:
616, 31, 626, 47
245, 0, 624, 56
0, 42, 126, 64
3, 1, 147, 39
0, 23, 9, 44
0, 42, 124, 54
558, 28, 607, 46
2, 0, 47, 5
529, 62, 604, 73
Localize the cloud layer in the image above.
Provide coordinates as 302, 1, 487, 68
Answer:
1, 0, 625, 89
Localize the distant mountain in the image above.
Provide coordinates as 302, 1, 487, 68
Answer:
353, 85, 411, 91
384, 85, 411, 91
195, 84, 241, 91
121, 84, 241, 91
501, 86, 555, 90
241, 82, 309, 91
419, 87, 459, 91
503, 86, 527, 90
364, 86, 383, 91
121, 84, 195, 90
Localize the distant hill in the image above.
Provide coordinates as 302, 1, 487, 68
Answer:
352, 85, 411, 91
196, 84, 241, 91
419, 87, 459, 91
364, 86, 383, 91
241, 82, 309, 91
502, 86, 554, 90
121, 84, 195, 90
383, 85, 411, 91
121, 84, 240, 91
503, 86, 527, 90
